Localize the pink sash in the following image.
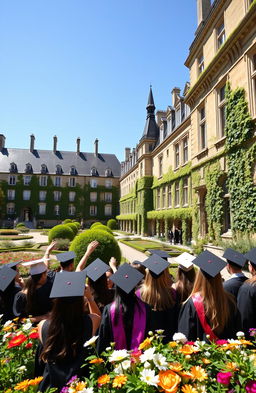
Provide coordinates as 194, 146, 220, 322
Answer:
192, 293, 219, 342
110, 298, 146, 350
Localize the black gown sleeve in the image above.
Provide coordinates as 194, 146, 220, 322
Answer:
96, 305, 113, 355
237, 283, 256, 339
178, 298, 199, 341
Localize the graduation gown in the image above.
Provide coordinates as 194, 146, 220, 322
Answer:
178, 297, 241, 341
0, 287, 27, 323
223, 275, 247, 300
237, 281, 256, 339
31, 271, 56, 317
148, 303, 180, 343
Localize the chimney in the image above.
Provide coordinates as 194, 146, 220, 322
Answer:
94, 138, 99, 157
171, 87, 181, 107
76, 137, 80, 154
0, 134, 6, 150
53, 135, 57, 153
30, 134, 35, 152
125, 147, 131, 161
197, 0, 211, 27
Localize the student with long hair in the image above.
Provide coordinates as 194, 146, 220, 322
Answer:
172, 252, 196, 302
97, 263, 150, 354
178, 251, 241, 341
38, 271, 100, 391
138, 254, 179, 342
237, 248, 256, 339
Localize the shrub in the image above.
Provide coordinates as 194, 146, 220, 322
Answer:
90, 222, 102, 229
73, 221, 81, 229
18, 227, 30, 233
20, 240, 35, 248
70, 229, 121, 266
16, 223, 26, 228
107, 218, 117, 230
48, 224, 75, 242
0, 241, 16, 249
0, 229, 19, 235
219, 232, 256, 254
94, 224, 113, 235
62, 219, 73, 224
65, 222, 78, 235
55, 238, 70, 251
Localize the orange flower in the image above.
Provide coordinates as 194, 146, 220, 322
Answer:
239, 340, 253, 346
97, 374, 110, 385
112, 374, 127, 388
179, 371, 193, 379
169, 362, 183, 372
202, 358, 211, 364
28, 377, 43, 386
190, 366, 208, 381
3, 324, 14, 332
181, 384, 199, 393
169, 341, 178, 348
139, 337, 152, 350
89, 358, 104, 364
158, 370, 181, 393
225, 362, 238, 371
74, 382, 87, 391
179, 345, 196, 355
8, 333, 27, 348
14, 379, 30, 391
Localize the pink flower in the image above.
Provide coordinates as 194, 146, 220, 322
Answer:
216, 339, 228, 345
186, 341, 195, 345
217, 372, 232, 385
246, 381, 256, 393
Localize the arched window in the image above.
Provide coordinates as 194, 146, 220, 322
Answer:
25, 163, 33, 173
9, 162, 17, 173
41, 164, 47, 174
70, 166, 77, 175
105, 168, 112, 177
91, 167, 98, 176
56, 165, 62, 174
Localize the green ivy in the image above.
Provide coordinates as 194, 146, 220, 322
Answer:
152, 162, 191, 188
147, 207, 192, 220
191, 170, 200, 241
116, 214, 137, 220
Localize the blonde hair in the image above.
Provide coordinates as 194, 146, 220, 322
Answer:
140, 268, 175, 311
191, 270, 234, 335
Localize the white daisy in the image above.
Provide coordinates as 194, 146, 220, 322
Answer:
236, 331, 245, 338
109, 349, 129, 362
140, 347, 156, 363
140, 369, 159, 387
22, 321, 32, 331
153, 353, 168, 370
83, 336, 99, 347
172, 332, 187, 344
3, 320, 13, 328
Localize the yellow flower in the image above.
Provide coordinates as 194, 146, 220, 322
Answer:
139, 337, 152, 350
179, 345, 196, 355
190, 366, 208, 381
169, 362, 183, 372
5, 390, 12, 393
97, 374, 110, 385
225, 362, 238, 371
14, 380, 30, 391
89, 358, 104, 364
112, 374, 127, 388
202, 358, 211, 364
169, 341, 178, 348
182, 385, 199, 393
28, 377, 43, 386
75, 382, 87, 391
239, 340, 253, 346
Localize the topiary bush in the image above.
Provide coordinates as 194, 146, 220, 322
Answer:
94, 224, 113, 235
90, 222, 102, 229
16, 223, 26, 228
73, 221, 81, 230
62, 219, 73, 224
48, 224, 75, 242
0, 229, 19, 235
55, 238, 70, 251
65, 222, 78, 235
70, 229, 121, 266
107, 219, 118, 230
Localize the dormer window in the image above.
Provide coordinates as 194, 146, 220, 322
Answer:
25, 163, 33, 174
105, 168, 112, 177
70, 166, 77, 175
56, 165, 62, 175
9, 162, 17, 173
41, 164, 47, 174
91, 167, 98, 176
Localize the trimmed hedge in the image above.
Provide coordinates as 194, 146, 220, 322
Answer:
94, 225, 113, 235
48, 224, 75, 242
62, 219, 73, 224
65, 222, 78, 235
16, 223, 26, 228
107, 219, 117, 230
0, 230, 19, 235
90, 222, 102, 229
70, 229, 121, 266
73, 221, 81, 230
0, 235, 33, 240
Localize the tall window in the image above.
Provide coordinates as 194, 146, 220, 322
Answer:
198, 53, 204, 74
157, 189, 161, 209
7, 203, 15, 214
90, 179, 97, 188
183, 137, 188, 163
105, 192, 112, 202
69, 205, 76, 216
218, 85, 226, 137
105, 205, 112, 216
159, 156, 163, 177
175, 182, 180, 207
69, 192, 76, 202
39, 203, 46, 215
69, 177, 76, 187
183, 177, 188, 205
199, 106, 206, 150
56, 165, 62, 175
162, 187, 166, 208
54, 191, 61, 201
55, 177, 61, 187
168, 185, 172, 207
251, 53, 256, 116
90, 205, 97, 216
7, 189, 15, 200
39, 176, 47, 187
39, 191, 46, 201
8, 176, 16, 185
23, 176, 31, 185
90, 192, 97, 202
175, 144, 180, 168
70, 166, 76, 175
217, 21, 225, 49
9, 163, 17, 173
105, 179, 112, 188
23, 190, 31, 200
55, 205, 60, 216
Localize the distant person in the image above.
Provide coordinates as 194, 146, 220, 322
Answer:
174, 228, 179, 244
168, 229, 174, 244
172, 252, 196, 302
178, 228, 183, 245
223, 248, 247, 300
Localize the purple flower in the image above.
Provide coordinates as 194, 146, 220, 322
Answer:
60, 387, 69, 393
217, 372, 233, 385
249, 328, 256, 338
246, 380, 256, 393
67, 375, 78, 385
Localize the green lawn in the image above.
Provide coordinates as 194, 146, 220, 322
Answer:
119, 238, 190, 255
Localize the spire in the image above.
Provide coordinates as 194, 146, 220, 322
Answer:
140, 86, 159, 141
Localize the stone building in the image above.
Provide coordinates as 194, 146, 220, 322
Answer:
0, 135, 120, 228
118, 0, 256, 243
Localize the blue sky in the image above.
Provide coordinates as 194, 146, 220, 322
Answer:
0, 1, 197, 162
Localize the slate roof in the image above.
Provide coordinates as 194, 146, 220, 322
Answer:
140, 87, 159, 142
0, 148, 121, 177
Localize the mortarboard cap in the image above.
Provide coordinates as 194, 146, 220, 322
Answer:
223, 248, 247, 268
7, 261, 22, 270
50, 270, 86, 298
193, 250, 226, 278
56, 251, 76, 265
148, 249, 170, 261
143, 254, 170, 277
85, 258, 110, 282
244, 248, 256, 266
0, 266, 17, 291
174, 252, 195, 271
21, 258, 47, 276
109, 263, 143, 294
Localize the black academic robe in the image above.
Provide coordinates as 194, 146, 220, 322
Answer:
148, 303, 180, 343
0, 287, 27, 323
223, 275, 247, 300
237, 282, 256, 339
97, 301, 151, 355
31, 271, 56, 317
178, 297, 241, 341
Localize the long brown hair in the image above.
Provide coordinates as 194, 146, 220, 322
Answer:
26, 273, 44, 315
40, 297, 86, 362
175, 267, 196, 302
140, 268, 175, 311
247, 262, 256, 285
191, 270, 234, 335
